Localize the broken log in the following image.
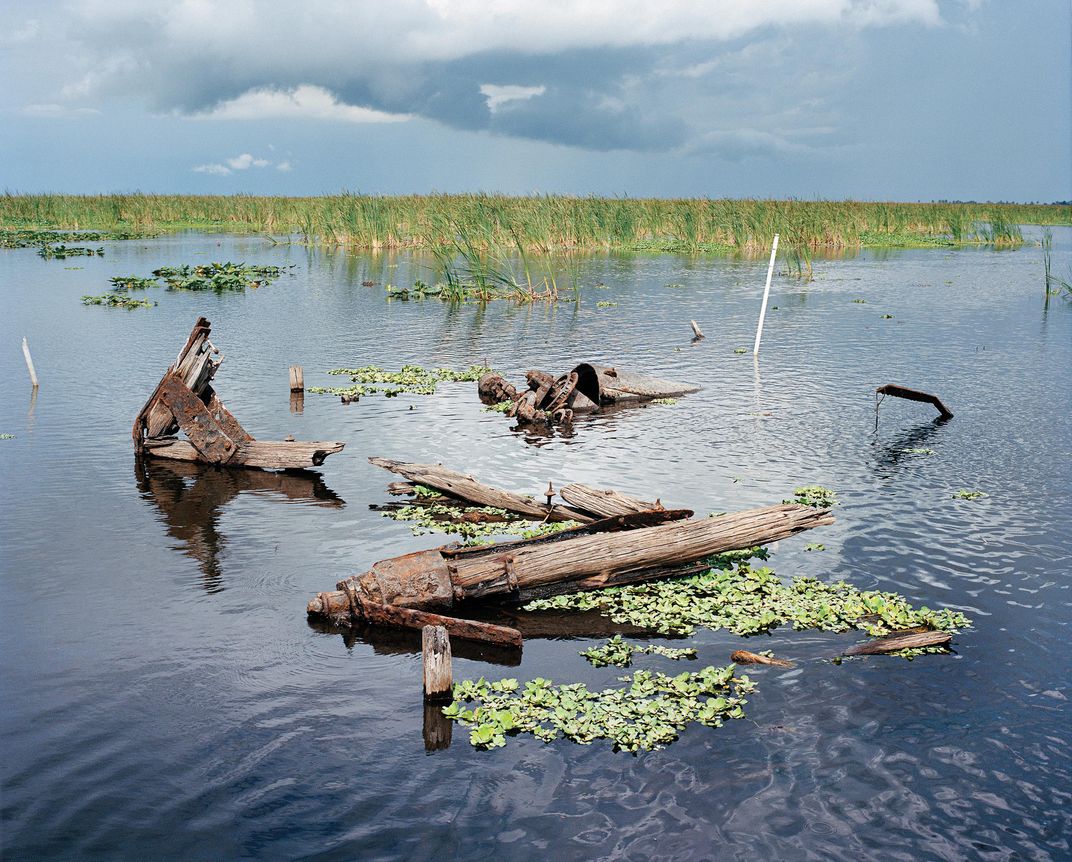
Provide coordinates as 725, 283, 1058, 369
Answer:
731, 650, 794, 668
559, 484, 662, 518
876, 384, 953, 420
134, 318, 344, 471
310, 502, 833, 618
307, 585, 523, 648
422, 625, 453, 701
369, 457, 592, 523
843, 630, 951, 656
690, 320, 705, 341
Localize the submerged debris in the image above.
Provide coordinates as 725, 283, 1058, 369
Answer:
443, 664, 755, 751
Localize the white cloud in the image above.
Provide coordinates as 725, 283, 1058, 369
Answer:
192, 163, 232, 176
194, 85, 411, 124
226, 153, 270, 169
276, 161, 293, 172
193, 152, 279, 176
480, 84, 546, 113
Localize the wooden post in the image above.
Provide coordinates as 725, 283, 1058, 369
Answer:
22, 337, 39, 389
289, 365, 304, 392
422, 625, 453, 701
752, 233, 779, 356
690, 320, 705, 340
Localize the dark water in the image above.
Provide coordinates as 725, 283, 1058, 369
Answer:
2, 230, 1070, 861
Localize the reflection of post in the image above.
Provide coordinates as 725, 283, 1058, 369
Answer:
752, 354, 762, 412
290, 391, 304, 414
423, 701, 453, 751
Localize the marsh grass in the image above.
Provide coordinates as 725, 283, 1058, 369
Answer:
3, 194, 1066, 255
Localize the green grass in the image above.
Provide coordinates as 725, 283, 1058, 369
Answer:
2, 194, 1067, 254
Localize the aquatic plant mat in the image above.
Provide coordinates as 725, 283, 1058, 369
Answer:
309, 364, 491, 399
444, 664, 755, 751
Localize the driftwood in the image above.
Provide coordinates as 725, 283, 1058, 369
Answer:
843, 630, 951, 656
309, 503, 834, 634
133, 318, 344, 471
422, 626, 453, 701
876, 384, 953, 420
731, 650, 794, 668
479, 362, 699, 428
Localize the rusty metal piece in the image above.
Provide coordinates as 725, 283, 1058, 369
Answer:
157, 372, 237, 463
350, 548, 454, 611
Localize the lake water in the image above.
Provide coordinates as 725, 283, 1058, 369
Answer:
2, 230, 1070, 860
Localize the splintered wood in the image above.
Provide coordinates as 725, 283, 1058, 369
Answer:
133, 317, 344, 471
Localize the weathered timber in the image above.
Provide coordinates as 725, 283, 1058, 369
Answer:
134, 318, 344, 471
571, 363, 700, 406
843, 630, 951, 656
311, 502, 833, 617
307, 586, 523, 647
289, 365, 304, 392
690, 320, 705, 341
422, 625, 453, 701
731, 650, 794, 668
876, 384, 953, 420
559, 483, 666, 518
369, 457, 592, 523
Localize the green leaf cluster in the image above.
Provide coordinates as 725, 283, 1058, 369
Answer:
580, 634, 697, 668
784, 485, 837, 508
382, 501, 579, 545
150, 262, 290, 291
952, 489, 987, 500
524, 561, 971, 640
108, 276, 159, 291
901, 448, 935, 455
39, 245, 103, 259
81, 293, 155, 309
310, 363, 493, 398
443, 665, 755, 752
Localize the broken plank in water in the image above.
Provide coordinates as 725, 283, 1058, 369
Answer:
843, 630, 951, 656
369, 457, 592, 523
731, 650, 794, 668
876, 384, 953, 420
146, 439, 344, 470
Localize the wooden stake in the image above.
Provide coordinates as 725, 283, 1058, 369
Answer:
752, 234, 780, 356
690, 319, 705, 340
289, 365, 304, 392
422, 625, 453, 701
22, 337, 39, 389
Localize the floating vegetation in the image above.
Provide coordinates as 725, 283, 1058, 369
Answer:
881, 313, 894, 319
901, 447, 935, 456
952, 489, 988, 500
650, 397, 678, 405
785, 485, 837, 508
443, 664, 755, 751
524, 561, 971, 641
596, 300, 618, 308
151, 262, 291, 292
482, 401, 514, 413
310, 364, 492, 398
38, 245, 103, 259
580, 635, 697, 668
0, 228, 150, 249
518, 520, 580, 540
733, 347, 748, 354
81, 293, 155, 309
109, 276, 158, 291
0, 433, 14, 440
852, 298, 867, 303
381, 500, 578, 544
804, 543, 826, 552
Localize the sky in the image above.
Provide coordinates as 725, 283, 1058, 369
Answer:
1, 0, 1069, 201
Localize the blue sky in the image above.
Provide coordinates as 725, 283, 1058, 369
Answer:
1, 0, 1069, 201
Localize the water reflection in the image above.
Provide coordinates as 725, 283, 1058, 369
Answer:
136, 458, 344, 591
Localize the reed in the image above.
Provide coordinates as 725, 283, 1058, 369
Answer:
1, 193, 1067, 254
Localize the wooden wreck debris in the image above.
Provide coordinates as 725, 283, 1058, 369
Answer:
843, 629, 951, 656
422, 625, 453, 701
731, 650, 795, 668
876, 384, 953, 420
309, 502, 834, 638
479, 362, 700, 428
133, 318, 344, 471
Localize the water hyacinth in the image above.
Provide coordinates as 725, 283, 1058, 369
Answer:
580, 634, 697, 668
785, 485, 837, 508
443, 665, 755, 752
151, 262, 291, 291
310, 363, 492, 398
38, 245, 104, 259
81, 293, 155, 309
524, 561, 972, 640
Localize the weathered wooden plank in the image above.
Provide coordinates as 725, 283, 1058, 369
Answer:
876, 384, 953, 420
843, 630, 951, 656
369, 457, 592, 523
143, 439, 345, 470
731, 650, 794, 667
560, 483, 667, 518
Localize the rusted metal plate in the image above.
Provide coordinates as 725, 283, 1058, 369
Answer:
205, 387, 254, 443
157, 372, 236, 464
355, 549, 454, 611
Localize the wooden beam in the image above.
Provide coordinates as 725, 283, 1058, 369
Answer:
876, 384, 953, 420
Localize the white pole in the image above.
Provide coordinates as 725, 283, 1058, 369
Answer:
752, 234, 779, 356
22, 337, 39, 388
